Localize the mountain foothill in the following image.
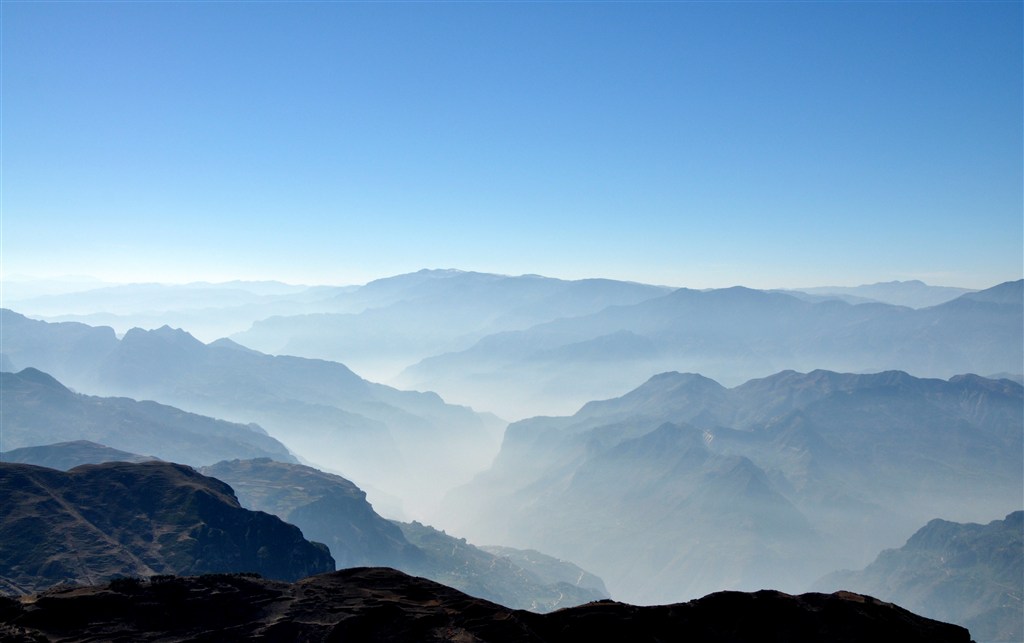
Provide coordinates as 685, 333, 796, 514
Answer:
0, 270, 1020, 641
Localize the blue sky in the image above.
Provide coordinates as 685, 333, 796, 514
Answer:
2, 1, 1021, 289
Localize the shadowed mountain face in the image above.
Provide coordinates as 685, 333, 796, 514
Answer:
0, 311, 503, 518
0, 461, 335, 595
199, 458, 609, 612
199, 458, 417, 570
439, 369, 1023, 605
0, 368, 296, 466
0, 567, 972, 643
397, 280, 1023, 419
816, 511, 1024, 642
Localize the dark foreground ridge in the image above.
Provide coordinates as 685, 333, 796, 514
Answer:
0, 567, 973, 642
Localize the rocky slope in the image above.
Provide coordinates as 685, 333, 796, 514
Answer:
816, 511, 1023, 642
0, 461, 334, 595
0, 567, 972, 642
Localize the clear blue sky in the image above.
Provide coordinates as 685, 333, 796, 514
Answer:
2, 1, 1021, 289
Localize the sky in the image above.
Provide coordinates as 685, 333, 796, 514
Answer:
1, 1, 1021, 290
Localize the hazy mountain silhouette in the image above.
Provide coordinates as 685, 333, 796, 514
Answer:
440, 369, 1023, 605
789, 280, 973, 308
0, 567, 972, 643
232, 269, 669, 382
0, 461, 334, 595
3, 280, 349, 342
816, 511, 1023, 642
0, 310, 502, 517
0, 368, 295, 466
199, 458, 609, 612
0, 440, 156, 470
398, 280, 1023, 418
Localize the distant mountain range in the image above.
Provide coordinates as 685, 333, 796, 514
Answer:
397, 279, 1022, 418
439, 369, 1023, 606
816, 511, 1023, 642
0, 461, 334, 595
232, 269, 671, 382
0, 368, 295, 466
0, 311, 502, 517
0, 567, 971, 643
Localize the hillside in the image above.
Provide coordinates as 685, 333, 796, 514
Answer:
816, 511, 1023, 642
0, 461, 334, 595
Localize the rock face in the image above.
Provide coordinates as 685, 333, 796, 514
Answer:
0, 567, 972, 642
816, 511, 1023, 642
0, 461, 334, 595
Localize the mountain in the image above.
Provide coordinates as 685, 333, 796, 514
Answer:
0, 567, 972, 643
0, 368, 296, 466
0, 441, 156, 470
199, 458, 417, 569
816, 511, 1023, 642
0, 461, 334, 595
3, 280, 349, 343
397, 280, 1023, 419
438, 369, 1023, 605
0, 310, 502, 517
790, 280, 973, 308
232, 269, 670, 382
199, 458, 609, 612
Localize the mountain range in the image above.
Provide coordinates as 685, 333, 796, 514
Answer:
0, 368, 295, 466
0, 310, 502, 517
397, 279, 1023, 418
439, 369, 1023, 605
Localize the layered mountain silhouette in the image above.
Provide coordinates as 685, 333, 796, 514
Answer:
0, 368, 295, 466
816, 511, 1023, 642
0, 310, 502, 516
232, 269, 670, 382
0, 461, 334, 595
397, 280, 1023, 418
0, 567, 972, 643
0, 440, 157, 470
3, 280, 346, 342
200, 457, 609, 612
439, 369, 1023, 605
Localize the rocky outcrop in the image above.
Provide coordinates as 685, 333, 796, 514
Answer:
0, 461, 334, 595
0, 567, 972, 642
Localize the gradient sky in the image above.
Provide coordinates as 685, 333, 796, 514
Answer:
2, 1, 1021, 289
